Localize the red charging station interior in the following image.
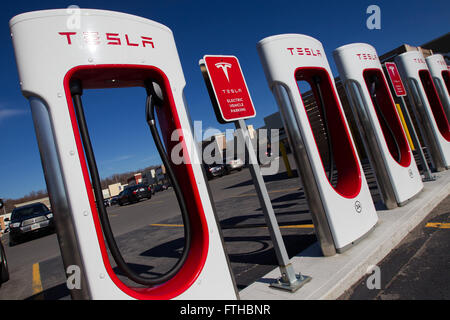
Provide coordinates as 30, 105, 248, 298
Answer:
442, 70, 450, 96
63, 65, 209, 299
418, 69, 450, 141
362, 68, 411, 167
295, 67, 362, 199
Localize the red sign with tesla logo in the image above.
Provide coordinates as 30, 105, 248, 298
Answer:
385, 62, 407, 97
201, 55, 256, 123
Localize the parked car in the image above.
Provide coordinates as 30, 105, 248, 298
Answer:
162, 183, 170, 190
110, 196, 119, 206
3, 217, 10, 231
0, 241, 9, 286
9, 202, 55, 246
117, 184, 152, 206
224, 158, 244, 174
204, 163, 227, 180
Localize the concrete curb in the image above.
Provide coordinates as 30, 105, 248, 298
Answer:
240, 170, 450, 300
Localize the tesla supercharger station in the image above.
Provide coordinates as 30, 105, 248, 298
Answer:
426, 54, 450, 121
10, 9, 237, 300
257, 34, 378, 256
333, 43, 423, 209
395, 51, 450, 171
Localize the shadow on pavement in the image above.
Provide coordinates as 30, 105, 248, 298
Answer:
225, 170, 299, 189
26, 283, 70, 300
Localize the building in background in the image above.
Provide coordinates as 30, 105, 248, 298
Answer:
142, 165, 167, 186
127, 173, 143, 186
14, 197, 51, 210
108, 183, 124, 198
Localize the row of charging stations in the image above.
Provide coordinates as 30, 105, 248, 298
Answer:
9, 8, 449, 300
395, 51, 450, 171
333, 43, 423, 209
257, 34, 449, 256
257, 35, 378, 255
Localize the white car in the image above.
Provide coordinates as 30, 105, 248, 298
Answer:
225, 158, 244, 173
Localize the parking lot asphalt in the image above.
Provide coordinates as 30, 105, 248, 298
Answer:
0, 154, 402, 300
340, 195, 450, 300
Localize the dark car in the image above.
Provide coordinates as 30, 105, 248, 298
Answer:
0, 241, 9, 286
204, 163, 226, 180
9, 203, 55, 246
162, 183, 170, 190
110, 196, 119, 206
117, 184, 152, 206
154, 184, 169, 192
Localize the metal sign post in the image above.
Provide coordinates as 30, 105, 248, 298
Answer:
200, 55, 310, 292
235, 119, 310, 292
384, 62, 435, 181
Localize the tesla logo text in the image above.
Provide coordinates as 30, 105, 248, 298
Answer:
356, 53, 378, 61
58, 32, 155, 48
413, 58, 426, 64
221, 88, 243, 94
436, 59, 447, 66
287, 48, 322, 57
215, 62, 232, 82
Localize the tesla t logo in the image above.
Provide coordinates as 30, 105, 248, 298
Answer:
355, 201, 362, 213
388, 65, 396, 75
58, 32, 155, 48
215, 62, 232, 82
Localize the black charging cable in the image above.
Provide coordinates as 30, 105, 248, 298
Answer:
70, 79, 191, 286
312, 75, 335, 184
144, 78, 191, 277
368, 76, 402, 163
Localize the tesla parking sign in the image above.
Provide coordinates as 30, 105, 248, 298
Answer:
385, 62, 407, 97
200, 55, 256, 123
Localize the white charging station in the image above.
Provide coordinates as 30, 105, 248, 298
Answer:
257, 34, 378, 256
333, 43, 423, 208
426, 54, 450, 121
395, 51, 450, 171
10, 9, 237, 300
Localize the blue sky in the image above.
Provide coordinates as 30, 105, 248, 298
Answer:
0, 0, 448, 200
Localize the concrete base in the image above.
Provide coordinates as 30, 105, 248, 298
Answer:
240, 170, 450, 300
